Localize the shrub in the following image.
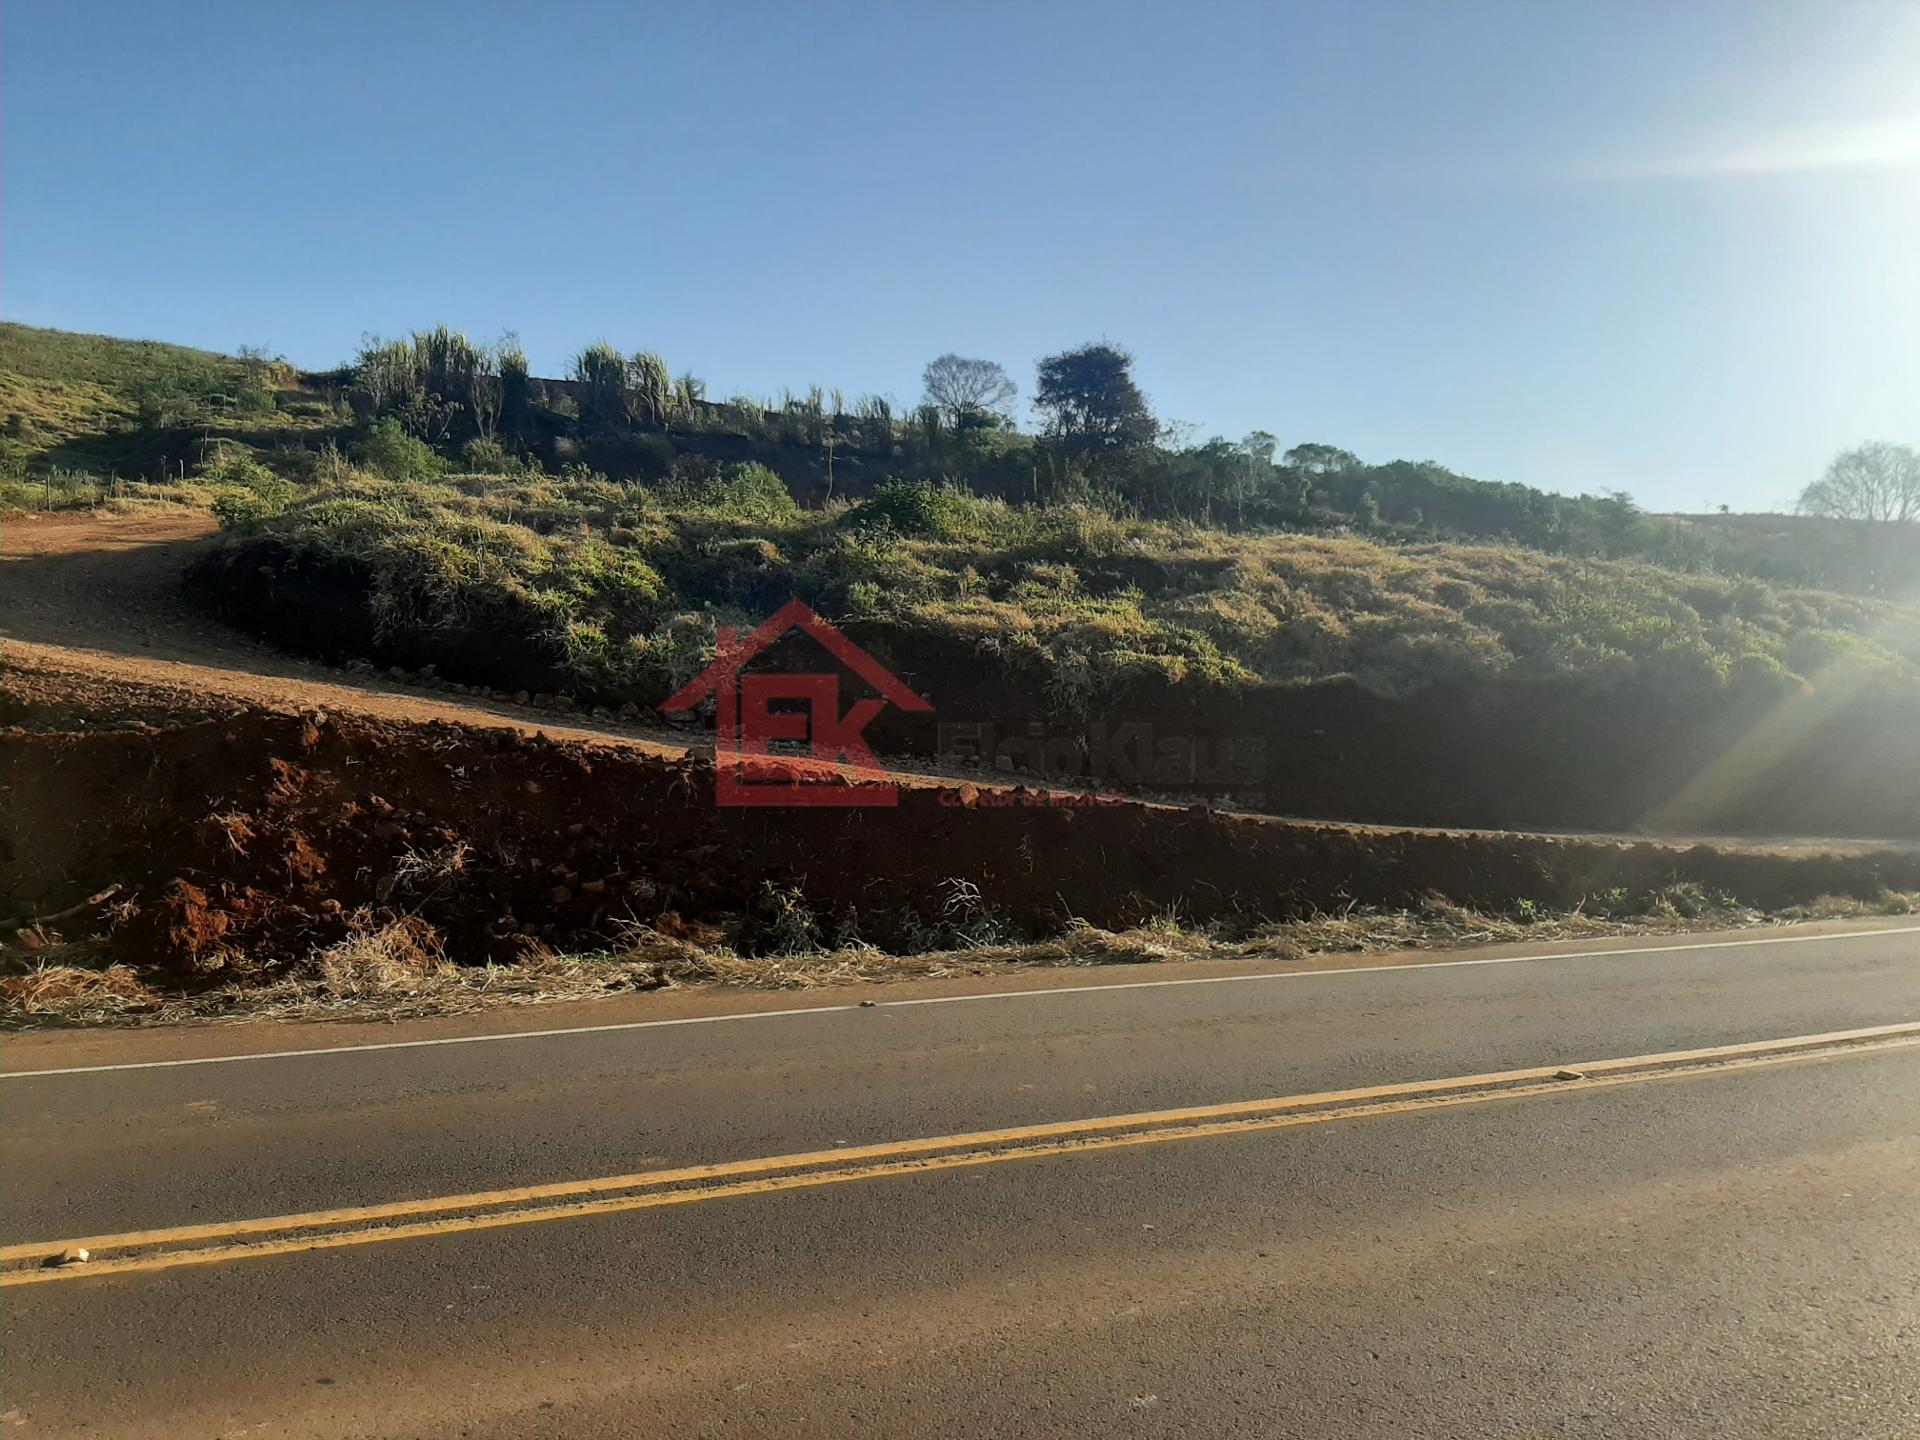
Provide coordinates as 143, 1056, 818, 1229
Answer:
211, 491, 285, 528
198, 447, 282, 493
352, 418, 444, 483
844, 479, 976, 539
662, 461, 798, 522
202, 447, 296, 527
460, 437, 526, 475
131, 382, 202, 429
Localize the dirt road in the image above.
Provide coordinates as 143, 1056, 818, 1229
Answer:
0, 509, 707, 750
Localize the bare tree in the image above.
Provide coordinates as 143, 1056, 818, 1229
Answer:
921, 354, 1017, 426
1797, 441, 1920, 523
469, 345, 504, 442
236, 344, 276, 389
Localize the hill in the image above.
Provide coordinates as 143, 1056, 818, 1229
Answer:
6, 320, 1915, 598
0, 322, 337, 507
6, 319, 1920, 834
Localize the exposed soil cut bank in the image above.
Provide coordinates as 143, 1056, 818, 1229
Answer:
6, 707, 1918, 980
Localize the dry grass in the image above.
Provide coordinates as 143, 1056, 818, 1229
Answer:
7, 890, 1915, 1030
309, 914, 453, 997
0, 961, 157, 1022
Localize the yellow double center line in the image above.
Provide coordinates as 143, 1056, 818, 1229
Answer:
7, 1021, 1917, 1287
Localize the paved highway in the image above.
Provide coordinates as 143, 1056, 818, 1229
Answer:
4, 920, 1918, 1437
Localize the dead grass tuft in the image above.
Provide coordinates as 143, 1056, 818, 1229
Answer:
0, 962, 160, 1021
1779, 889, 1919, 919
4, 890, 1914, 1029
309, 914, 452, 998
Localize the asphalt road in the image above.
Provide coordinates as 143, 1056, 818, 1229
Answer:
4, 921, 1918, 1437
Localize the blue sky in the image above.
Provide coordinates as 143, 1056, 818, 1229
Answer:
3, 0, 1915, 512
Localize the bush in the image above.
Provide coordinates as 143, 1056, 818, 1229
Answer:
844, 479, 976, 539
353, 418, 444, 483
211, 491, 286, 529
662, 461, 798, 522
460, 437, 527, 475
201, 447, 296, 527
199, 447, 281, 492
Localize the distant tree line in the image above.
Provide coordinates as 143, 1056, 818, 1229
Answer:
335, 327, 1916, 590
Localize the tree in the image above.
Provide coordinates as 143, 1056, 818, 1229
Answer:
1240, 431, 1278, 468
350, 335, 420, 416
411, 326, 483, 406
1797, 442, 1920, 524
854, 394, 894, 457
1033, 343, 1156, 464
630, 351, 671, 428
672, 370, 707, 426
921, 354, 1016, 426
1591, 489, 1643, 555
1282, 442, 1361, 476
469, 345, 504, 442
1231, 431, 1279, 526
1158, 417, 1201, 451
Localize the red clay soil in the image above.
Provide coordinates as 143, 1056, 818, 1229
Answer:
6, 707, 1919, 978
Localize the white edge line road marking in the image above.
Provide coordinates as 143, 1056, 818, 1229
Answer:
4, 923, 1917, 1080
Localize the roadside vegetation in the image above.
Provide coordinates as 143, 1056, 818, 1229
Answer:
8, 887, 1916, 1028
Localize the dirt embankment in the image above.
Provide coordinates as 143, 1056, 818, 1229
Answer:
6, 706, 1919, 980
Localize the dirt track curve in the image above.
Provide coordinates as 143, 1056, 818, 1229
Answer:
0, 510, 708, 752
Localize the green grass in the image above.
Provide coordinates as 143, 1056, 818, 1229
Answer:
0, 322, 248, 396
200, 469, 1920, 709
0, 322, 339, 482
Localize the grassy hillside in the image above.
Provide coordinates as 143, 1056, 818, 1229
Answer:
0, 322, 341, 507
0, 322, 249, 395
11, 321, 1920, 829
7, 320, 1916, 598
198, 470, 1919, 701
